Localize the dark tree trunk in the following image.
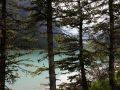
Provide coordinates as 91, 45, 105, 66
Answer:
108, 0, 115, 90
79, 20, 89, 90
47, 0, 56, 90
78, 1, 89, 90
0, 0, 6, 90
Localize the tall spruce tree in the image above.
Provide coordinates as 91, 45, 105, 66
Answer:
47, 0, 56, 90
90, 0, 117, 89
77, 1, 89, 90
16, 0, 57, 89
108, 0, 115, 90
0, 0, 6, 90
54, 0, 98, 89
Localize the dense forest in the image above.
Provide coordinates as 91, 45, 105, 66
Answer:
0, 0, 120, 90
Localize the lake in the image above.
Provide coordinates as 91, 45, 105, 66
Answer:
7, 50, 67, 90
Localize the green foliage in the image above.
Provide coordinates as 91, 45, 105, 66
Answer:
1, 0, 120, 89
90, 80, 109, 90
6, 51, 34, 84
32, 67, 48, 76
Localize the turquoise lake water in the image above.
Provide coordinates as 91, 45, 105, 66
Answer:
7, 50, 66, 90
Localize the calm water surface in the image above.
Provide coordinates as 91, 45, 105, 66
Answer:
7, 50, 65, 90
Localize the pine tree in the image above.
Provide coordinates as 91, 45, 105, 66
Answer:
54, 0, 100, 89
0, 0, 6, 90
108, 0, 115, 90
47, 0, 56, 90
77, 1, 89, 90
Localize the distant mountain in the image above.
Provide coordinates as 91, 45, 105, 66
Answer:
14, 24, 64, 49
11, 0, 64, 49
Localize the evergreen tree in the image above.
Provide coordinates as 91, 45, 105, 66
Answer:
77, 1, 89, 90
47, 0, 56, 90
0, 0, 6, 90
108, 0, 115, 90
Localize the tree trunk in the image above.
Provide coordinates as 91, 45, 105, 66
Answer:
47, 0, 56, 90
0, 0, 6, 90
79, 20, 89, 90
78, 1, 89, 90
108, 0, 115, 90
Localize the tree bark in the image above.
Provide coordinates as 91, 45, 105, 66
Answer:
0, 0, 6, 90
78, 1, 89, 90
47, 0, 56, 90
108, 0, 116, 90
